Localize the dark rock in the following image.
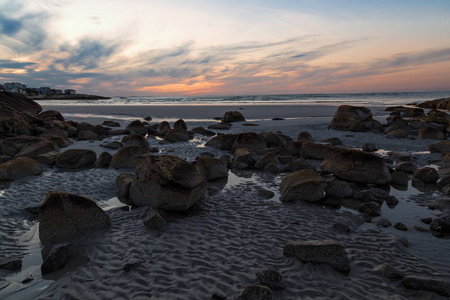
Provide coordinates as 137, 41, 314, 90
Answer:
143, 210, 167, 229
420, 217, 433, 225
129, 154, 207, 211
297, 131, 314, 142
430, 217, 450, 236
39, 191, 111, 244
373, 263, 403, 280
122, 133, 149, 148
231, 132, 267, 153
221, 111, 245, 122
164, 128, 190, 142
429, 140, 450, 153
283, 240, 350, 273
234, 285, 272, 300
56, 149, 97, 169
14, 140, 59, 158
1, 136, 47, 156
280, 169, 327, 202
173, 119, 187, 130
282, 141, 303, 157
122, 261, 141, 272
394, 222, 408, 231
362, 143, 377, 152
329, 105, 381, 132
394, 161, 417, 174
110, 145, 148, 169
325, 180, 353, 198
332, 222, 350, 232
321, 137, 343, 146
256, 268, 286, 291
358, 202, 381, 217
257, 189, 275, 199
41, 245, 69, 275
96, 152, 112, 167
76, 123, 108, 136
40, 110, 64, 121
205, 134, 237, 150
0, 103, 33, 136
371, 216, 392, 228
78, 130, 99, 140
417, 97, 450, 110
386, 196, 399, 206
254, 152, 279, 169
285, 157, 315, 172
0, 157, 43, 180
208, 123, 232, 130
413, 167, 439, 183
0, 259, 22, 272
402, 275, 450, 297
261, 132, 286, 147
116, 173, 135, 197
231, 148, 258, 168
100, 141, 124, 149
36, 151, 61, 165
102, 120, 120, 127
418, 127, 445, 140
299, 141, 336, 160
0, 91, 42, 113
196, 156, 229, 181
278, 155, 294, 164
321, 148, 391, 185
125, 120, 147, 135
192, 127, 215, 137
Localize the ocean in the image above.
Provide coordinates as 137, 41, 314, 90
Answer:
35, 91, 450, 106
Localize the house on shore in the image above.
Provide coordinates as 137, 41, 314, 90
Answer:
64, 89, 76, 95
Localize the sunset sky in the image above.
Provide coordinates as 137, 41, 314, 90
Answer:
0, 0, 449, 96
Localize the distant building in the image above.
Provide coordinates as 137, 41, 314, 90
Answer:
0, 84, 4, 91
65, 89, 76, 95
4, 82, 26, 91
54, 89, 63, 95
36, 87, 52, 95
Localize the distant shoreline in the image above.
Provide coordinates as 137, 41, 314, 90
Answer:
28, 94, 111, 100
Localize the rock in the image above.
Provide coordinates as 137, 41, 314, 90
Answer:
0, 157, 43, 180
417, 97, 450, 110
321, 137, 343, 146
256, 268, 286, 291
299, 141, 336, 160
122, 133, 149, 148
56, 149, 97, 169
41, 245, 69, 275
36, 151, 61, 165
282, 141, 303, 157
78, 130, 99, 140
205, 134, 237, 150
96, 152, 112, 167
325, 180, 353, 198
283, 240, 350, 273
108, 129, 130, 136
297, 131, 314, 142
143, 116, 152, 122
385, 128, 409, 139
391, 171, 409, 186
1, 136, 47, 156
231, 148, 258, 168
386, 196, 399, 206
0, 259, 22, 272
332, 222, 350, 232
38, 191, 111, 244
358, 202, 381, 217
394, 222, 408, 231
129, 154, 207, 211
221, 111, 245, 122
254, 152, 279, 169
100, 141, 124, 149
429, 140, 450, 154
371, 217, 392, 227
354, 188, 389, 204
110, 145, 148, 169
40, 110, 64, 121
234, 285, 272, 300
444, 153, 450, 169
430, 217, 450, 236
362, 143, 377, 152
264, 162, 283, 173
278, 155, 294, 164
394, 161, 417, 174
192, 127, 215, 137
116, 173, 135, 197
208, 123, 232, 130
280, 169, 327, 202
421, 217, 433, 225
0, 103, 33, 136
418, 127, 446, 140
402, 275, 450, 297
75, 123, 108, 136
14, 140, 59, 158
173, 119, 187, 130
285, 158, 315, 172
164, 128, 190, 142
257, 189, 275, 199
102, 120, 120, 127
321, 148, 391, 185
231, 132, 267, 153
262, 132, 287, 147
196, 156, 228, 181
125, 120, 147, 135
0, 91, 42, 113
413, 167, 439, 183
143, 210, 167, 229
373, 263, 403, 280
329, 105, 380, 132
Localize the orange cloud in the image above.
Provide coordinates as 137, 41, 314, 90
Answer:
139, 77, 223, 95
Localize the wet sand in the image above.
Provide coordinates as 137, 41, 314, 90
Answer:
1, 104, 449, 299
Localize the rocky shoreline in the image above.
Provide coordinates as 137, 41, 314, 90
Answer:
1, 92, 450, 299
28, 94, 111, 100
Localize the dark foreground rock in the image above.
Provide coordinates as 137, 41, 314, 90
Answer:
256, 268, 286, 291
41, 245, 69, 275
0, 157, 43, 180
321, 148, 391, 185
283, 240, 351, 273
279, 169, 326, 202
234, 285, 272, 300
129, 154, 207, 211
402, 275, 450, 297
221, 111, 246, 122
328, 105, 382, 132
39, 191, 111, 244
56, 149, 97, 169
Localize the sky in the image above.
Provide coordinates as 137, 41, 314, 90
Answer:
0, 0, 449, 96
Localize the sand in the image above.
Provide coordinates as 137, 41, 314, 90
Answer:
1, 103, 449, 299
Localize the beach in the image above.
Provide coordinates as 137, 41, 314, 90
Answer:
1, 102, 450, 299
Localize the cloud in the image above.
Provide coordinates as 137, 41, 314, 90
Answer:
0, 59, 36, 69
0, 15, 22, 35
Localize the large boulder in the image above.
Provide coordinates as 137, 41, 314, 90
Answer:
38, 191, 111, 244
56, 149, 97, 169
14, 140, 59, 158
122, 133, 149, 148
279, 169, 326, 202
283, 240, 351, 273
231, 132, 267, 153
115, 173, 135, 197
164, 128, 190, 142
0, 157, 43, 180
299, 141, 336, 160
417, 97, 450, 111
0, 91, 42, 113
329, 105, 381, 132
205, 134, 237, 150
129, 154, 207, 211
231, 148, 258, 169
321, 148, 391, 185
418, 127, 445, 140
0, 136, 46, 156
413, 167, 439, 183
282, 141, 303, 157
261, 132, 286, 147
78, 130, 99, 141
429, 141, 450, 154
221, 111, 245, 122
0, 103, 33, 136
39, 110, 65, 121
110, 145, 148, 169
196, 156, 229, 181
125, 120, 147, 135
